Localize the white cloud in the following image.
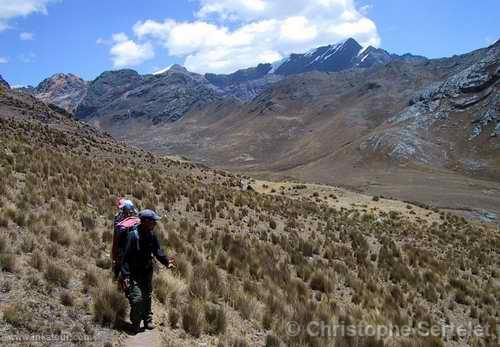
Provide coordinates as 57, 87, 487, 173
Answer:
0, 57, 8, 63
109, 33, 155, 68
19, 52, 36, 63
0, 0, 59, 31
122, 0, 380, 73
19, 31, 34, 40
279, 16, 317, 42
96, 37, 109, 45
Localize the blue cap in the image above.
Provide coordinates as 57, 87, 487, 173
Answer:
139, 209, 161, 221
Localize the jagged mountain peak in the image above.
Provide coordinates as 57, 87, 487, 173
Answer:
273, 37, 363, 75
168, 64, 189, 73
36, 73, 86, 91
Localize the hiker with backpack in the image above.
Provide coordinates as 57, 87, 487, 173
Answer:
111, 199, 140, 278
119, 209, 175, 333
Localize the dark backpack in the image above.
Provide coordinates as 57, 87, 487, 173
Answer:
111, 216, 140, 277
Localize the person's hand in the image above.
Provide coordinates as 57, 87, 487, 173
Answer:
122, 277, 131, 291
167, 256, 176, 269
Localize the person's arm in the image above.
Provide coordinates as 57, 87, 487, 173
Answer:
151, 232, 170, 268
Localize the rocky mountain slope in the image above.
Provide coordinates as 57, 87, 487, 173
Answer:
1, 80, 500, 347
0, 74, 9, 89
17, 73, 88, 112
74, 65, 225, 124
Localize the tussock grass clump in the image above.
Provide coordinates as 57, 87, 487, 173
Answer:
82, 267, 99, 290
154, 271, 186, 304
2, 303, 33, 329
205, 304, 226, 335
310, 271, 334, 293
169, 309, 180, 328
265, 334, 281, 347
229, 338, 250, 347
182, 301, 204, 337
45, 262, 71, 287
92, 280, 127, 327
60, 290, 74, 306
96, 257, 112, 270
49, 227, 72, 246
29, 251, 45, 270
80, 213, 96, 231
0, 253, 16, 272
0, 234, 8, 252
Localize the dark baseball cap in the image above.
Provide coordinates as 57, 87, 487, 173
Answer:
138, 209, 161, 221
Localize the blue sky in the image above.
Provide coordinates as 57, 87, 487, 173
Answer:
0, 0, 498, 87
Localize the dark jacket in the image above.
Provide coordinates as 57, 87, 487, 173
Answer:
120, 224, 169, 278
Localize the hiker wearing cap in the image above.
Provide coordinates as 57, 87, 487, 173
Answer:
120, 209, 174, 333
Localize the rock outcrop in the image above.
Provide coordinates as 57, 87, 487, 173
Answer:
0, 75, 10, 89
31, 73, 88, 112
359, 40, 499, 173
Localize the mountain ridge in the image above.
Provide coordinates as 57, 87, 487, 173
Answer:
15, 37, 428, 114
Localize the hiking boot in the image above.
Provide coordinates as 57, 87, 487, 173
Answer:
130, 321, 141, 335
144, 320, 155, 330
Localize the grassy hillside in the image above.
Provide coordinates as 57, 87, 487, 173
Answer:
1, 87, 499, 346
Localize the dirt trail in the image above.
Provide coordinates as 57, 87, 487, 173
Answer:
123, 329, 162, 347
120, 301, 167, 347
